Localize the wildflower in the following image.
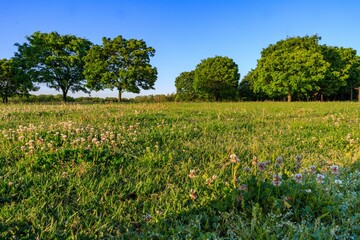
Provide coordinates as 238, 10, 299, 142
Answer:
21, 146, 26, 151
316, 173, 325, 184
252, 156, 258, 166
189, 189, 197, 200
272, 174, 282, 187
206, 178, 212, 186
334, 179, 342, 185
305, 189, 312, 193
62, 172, 68, 178
212, 175, 218, 180
8, 182, 14, 186
243, 166, 251, 173
330, 165, 340, 175
144, 213, 152, 221
309, 165, 316, 174
294, 173, 303, 183
239, 184, 248, 191
276, 156, 283, 165
230, 154, 240, 163
188, 169, 196, 179
257, 162, 267, 171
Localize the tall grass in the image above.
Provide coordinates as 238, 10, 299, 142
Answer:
1, 102, 359, 238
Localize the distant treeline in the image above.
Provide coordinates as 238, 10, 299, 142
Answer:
8, 94, 177, 103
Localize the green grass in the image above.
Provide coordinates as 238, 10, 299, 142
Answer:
1, 102, 360, 239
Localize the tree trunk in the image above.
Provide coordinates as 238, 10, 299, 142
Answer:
287, 93, 292, 102
358, 87, 360, 102
62, 90, 68, 103
118, 88, 122, 102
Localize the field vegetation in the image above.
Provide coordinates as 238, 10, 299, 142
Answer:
1, 102, 359, 238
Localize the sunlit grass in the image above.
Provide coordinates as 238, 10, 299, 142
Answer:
1, 102, 359, 238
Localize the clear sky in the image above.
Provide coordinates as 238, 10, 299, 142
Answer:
1, 0, 359, 98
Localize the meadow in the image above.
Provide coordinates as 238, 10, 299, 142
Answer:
0, 102, 359, 239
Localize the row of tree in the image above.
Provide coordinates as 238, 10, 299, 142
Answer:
175, 35, 360, 102
1, 32, 157, 103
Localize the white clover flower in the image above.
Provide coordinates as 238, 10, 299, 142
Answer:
334, 179, 342, 185
294, 173, 303, 183
188, 169, 196, 179
189, 189, 197, 200
257, 162, 267, 171
276, 156, 284, 165
309, 165, 316, 174
330, 165, 340, 175
305, 189, 312, 193
230, 154, 240, 163
272, 174, 282, 187
316, 174, 325, 184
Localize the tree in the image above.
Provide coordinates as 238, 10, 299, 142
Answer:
83, 36, 158, 102
239, 69, 267, 101
15, 31, 92, 102
320, 46, 360, 100
175, 70, 197, 101
193, 56, 240, 101
0, 58, 37, 103
253, 35, 329, 102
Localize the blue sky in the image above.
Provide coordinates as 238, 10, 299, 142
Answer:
1, 0, 359, 98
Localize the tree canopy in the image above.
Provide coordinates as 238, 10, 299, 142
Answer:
320, 46, 360, 100
175, 71, 196, 101
0, 58, 38, 103
193, 56, 240, 101
83, 35, 158, 102
14, 31, 92, 102
252, 35, 329, 102
248, 35, 360, 101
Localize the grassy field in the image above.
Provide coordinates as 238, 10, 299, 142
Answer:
1, 102, 359, 239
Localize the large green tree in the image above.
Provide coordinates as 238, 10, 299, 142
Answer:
253, 35, 329, 102
193, 56, 240, 101
0, 58, 37, 103
15, 31, 92, 102
83, 36, 158, 102
175, 70, 197, 101
319, 46, 360, 100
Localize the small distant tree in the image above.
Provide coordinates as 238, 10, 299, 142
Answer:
15, 31, 93, 102
0, 58, 38, 103
175, 70, 197, 101
193, 56, 240, 101
83, 35, 158, 102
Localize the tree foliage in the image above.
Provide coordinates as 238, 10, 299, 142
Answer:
175, 71, 197, 101
193, 56, 240, 101
319, 46, 360, 99
0, 58, 38, 103
14, 31, 92, 102
83, 35, 158, 102
239, 69, 267, 101
252, 35, 329, 102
